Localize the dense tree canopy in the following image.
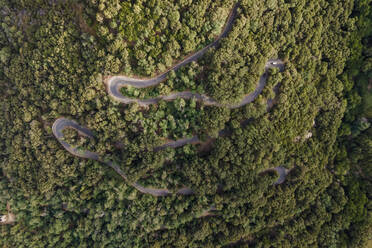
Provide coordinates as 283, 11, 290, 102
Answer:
0, 0, 371, 247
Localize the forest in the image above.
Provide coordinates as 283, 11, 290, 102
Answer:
0, 0, 371, 247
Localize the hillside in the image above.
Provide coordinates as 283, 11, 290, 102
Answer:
0, 0, 371, 247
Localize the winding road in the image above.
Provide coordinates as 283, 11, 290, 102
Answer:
53, 118, 288, 197
53, 118, 181, 196
52, 3, 288, 197
106, 60, 283, 108
105, 4, 283, 108
104, 3, 239, 102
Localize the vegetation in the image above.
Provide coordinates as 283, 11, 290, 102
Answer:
0, 0, 371, 247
